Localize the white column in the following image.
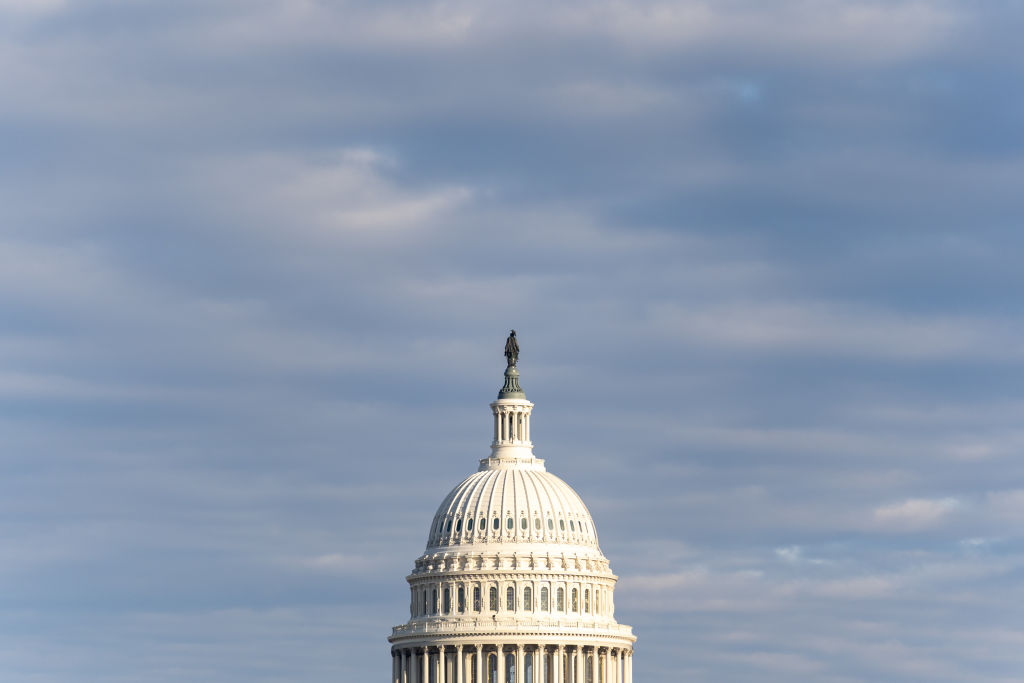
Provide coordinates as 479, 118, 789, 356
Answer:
476, 646, 483, 683
516, 645, 523, 683
554, 646, 562, 683
440, 647, 447, 683
456, 645, 463, 683
498, 645, 506, 683
421, 648, 429, 683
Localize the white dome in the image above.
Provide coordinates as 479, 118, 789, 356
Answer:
427, 465, 600, 551
389, 346, 635, 683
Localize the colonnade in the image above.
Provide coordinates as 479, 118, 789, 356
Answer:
492, 404, 531, 444
391, 644, 632, 683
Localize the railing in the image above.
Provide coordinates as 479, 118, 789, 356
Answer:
391, 618, 634, 638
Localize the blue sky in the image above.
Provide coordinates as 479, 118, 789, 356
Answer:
2, 1, 1023, 680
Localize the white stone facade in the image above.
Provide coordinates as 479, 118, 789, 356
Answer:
389, 368, 636, 683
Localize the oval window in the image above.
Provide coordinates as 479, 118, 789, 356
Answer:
559, 519, 565, 531
547, 518, 554, 530
493, 517, 499, 530
507, 517, 514, 530
569, 520, 575, 532
520, 517, 527, 530
480, 517, 486, 531
534, 517, 541, 530
467, 518, 474, 532
455, 519, 462, 532
446, 519, 452, 533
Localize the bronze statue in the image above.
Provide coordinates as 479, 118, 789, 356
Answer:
504, 330, 519, 367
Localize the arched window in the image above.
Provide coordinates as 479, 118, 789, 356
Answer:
458, 586, 466, 612
595, 589, 600, 614
507, 517, 514, 530
444, 587, 451, 613
559, 519, 565, 531
488, 653, 498, 683
506, 653, 516, 683
524, 586, 533, 610
489, 586, 498, 612
473, 586, 481, 612
506, 586, 515, 611
556, 587, 564, 611
493, 517, 500, 530
431, 588, 438, 614
467, 517, 474, 532
520, 517, 527, 530
571, 588, 578, 612
524, 651, 534, 683
540, 586, 549, 611
584, 588, 590, 613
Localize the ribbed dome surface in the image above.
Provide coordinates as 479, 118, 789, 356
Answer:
426, 466, 599, 550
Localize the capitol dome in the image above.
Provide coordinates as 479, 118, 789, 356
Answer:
389, 333, 636, 683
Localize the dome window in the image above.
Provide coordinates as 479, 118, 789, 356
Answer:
556, 587, 564, 611
534, 517, 541, 530
489, 586, 498, 612
480, 517, 485, 531
520, 517, 527, 530
584, 589, 590, 613
506, 586, 515, 611
444, 587, 451, 613
523, 586, 532, 610
445, 519, 452, 533
492, 517, 500, 530
547, 518, 553, 530
571, 588, 578, 612
455, 519, 462, 533
488, 654, 498, 683
540, 586, 549, 611
466, 518, 473, 532
559, 519, 565, 531
569, 520, 575, 532
506, 517, 514, 530
473, 586, 481, 611
431, 588, 438, 614
458, 586, 466, 613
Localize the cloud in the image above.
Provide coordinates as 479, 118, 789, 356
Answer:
2, 1, 1023, 682
873, 497, 962, 530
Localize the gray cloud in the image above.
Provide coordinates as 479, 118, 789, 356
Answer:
1, 0, 1022, 681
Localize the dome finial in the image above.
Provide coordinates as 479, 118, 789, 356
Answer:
498, 330, 525, 398
504, 329, 519, 368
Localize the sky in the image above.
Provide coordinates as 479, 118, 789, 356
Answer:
1, 0, 1023, 681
